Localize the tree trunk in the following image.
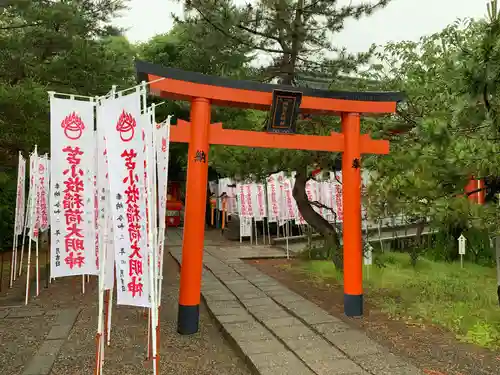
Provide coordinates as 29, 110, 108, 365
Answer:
496, 236, 500, 306
410, 219, 426, 268
292, 169, 343, 270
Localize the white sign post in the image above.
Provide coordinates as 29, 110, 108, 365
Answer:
458, 234, 466, 268
364, 244, 373, 280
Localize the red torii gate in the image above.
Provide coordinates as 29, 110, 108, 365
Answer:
136, 61, 404, 335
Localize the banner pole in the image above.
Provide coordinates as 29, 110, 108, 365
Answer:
35, 239, 39, 296
19, 207, 29, 277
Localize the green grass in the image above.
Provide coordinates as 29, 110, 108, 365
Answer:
289, 252, 500, 349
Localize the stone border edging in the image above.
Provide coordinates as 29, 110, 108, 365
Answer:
21, 308, 81, 375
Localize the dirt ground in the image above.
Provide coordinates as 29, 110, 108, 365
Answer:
0, 251, 251, 375
246, 258, 500, 375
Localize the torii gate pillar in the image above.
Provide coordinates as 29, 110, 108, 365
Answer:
341, 113, 363, 316
177, 98, 211, 334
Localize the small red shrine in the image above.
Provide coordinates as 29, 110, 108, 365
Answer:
166, 181, 183, 227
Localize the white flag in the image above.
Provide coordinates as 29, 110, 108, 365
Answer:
251, 183, 267, 221
282, 177, 296, 221
50, 96, 97, 278
266, 173, 281, 223
28, 149, 39, 240
37, 156, 50, 233
240, 216, 253, 237
155, 118, 170, 227
101, 89, 150, 307
237, 183, 249, 218
14, 154, 26, 236
95, 121, 115, 290
155, 117, 171, 273
330, 172, 343, 222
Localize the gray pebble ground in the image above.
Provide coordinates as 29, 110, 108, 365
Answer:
0, 252, 252, 375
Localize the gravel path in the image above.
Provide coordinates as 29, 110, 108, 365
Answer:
0, 251, 252, 375
51, 254, 251, 375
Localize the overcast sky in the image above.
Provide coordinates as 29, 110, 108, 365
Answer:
114, 0, 487, 53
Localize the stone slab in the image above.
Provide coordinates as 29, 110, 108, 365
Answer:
239, 337, 288, 356
22, 355, 56, 375
263, 316, 303, 328
284, 335, 332, 352
313, 321, 350, 335
250, 351, 308, 374
7, 308, 44, 318
251, 307, 291, 321
377, 365, 424, 375
225, 279, 255, 286
273, 293, 306, 304
203, 293, 237, 302
206, 300, 242, 311
209, 306, 248, 316
238, 292, 269, 300
290, 306, 342, 325
0, 310, 9, 319
248, 303, 290, 321
306, 358, 368, 375
266, 289, 297, 297
240, 298, 277, 308
224, 322, 274, 341
22, 340, 64, 375
249, 350, 301, 368
37, 340, 65, 356
227, 286, 262, 294
323, 330, 385, 357
55, 308, 80, 326
46, 324, 73, 340
295, 342, 345, 362
257, 363, 315, 375
216, 313, 254, 324
272, 324, 317, 339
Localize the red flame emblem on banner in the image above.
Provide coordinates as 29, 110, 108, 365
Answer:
116, 110, 136, 142
61, 112, 85, 140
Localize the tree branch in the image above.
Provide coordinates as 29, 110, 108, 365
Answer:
0, 22, 42, 30
189, 5, 286, 55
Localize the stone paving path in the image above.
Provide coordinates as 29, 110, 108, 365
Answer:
168, 229, 424, 375
0, 307, 80, 375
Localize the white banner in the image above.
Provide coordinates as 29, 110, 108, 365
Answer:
102, 90, 150, 307
50, 96, 97, 278
155, 117, 171, 275
92, 136, 99, 273
237, 183, 249, 217
14, 154, 26, 236
326, 180, 336, 223
281, 177, 296, 221
45, 158, 51, 228
141, 107, 156, 304
27, 150, 38, 238
95, 122, 115, 290
37, 156, 50, 233
331, 172, 343, 222
266, 173, 280, 223
251, 183, 267, 221
295, 179, 316, 225
218, 178, 237, 214
240, 216, 253, 237
319, 181, 330, 220
143, 108, 157, 231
